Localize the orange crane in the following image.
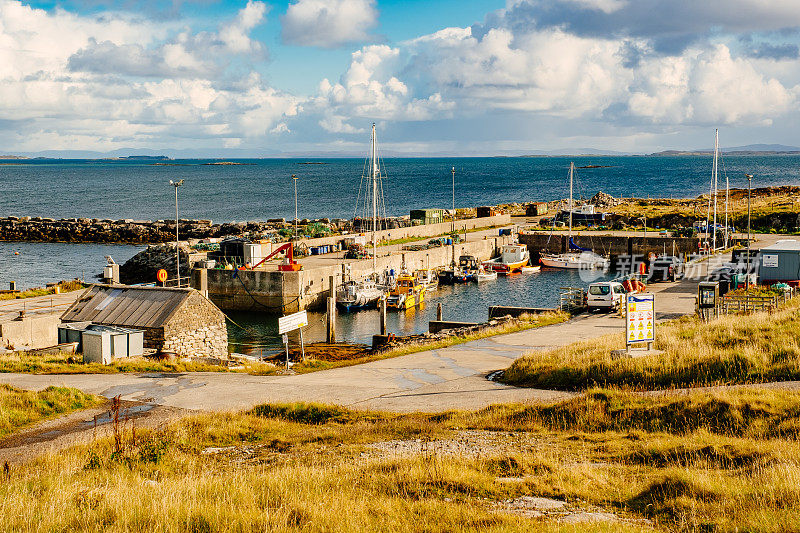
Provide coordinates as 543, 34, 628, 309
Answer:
244, 242, 302, 272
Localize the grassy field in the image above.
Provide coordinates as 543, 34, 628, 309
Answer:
503, 297, 800, 391
0, 384, 101, 438
0, 352, 277, 375
0, 280, 85, 301
2, 388, 800, 531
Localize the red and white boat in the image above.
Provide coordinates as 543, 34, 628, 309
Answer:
482, 244, 530, 274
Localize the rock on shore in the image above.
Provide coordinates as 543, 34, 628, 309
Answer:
120, 243, 192, 284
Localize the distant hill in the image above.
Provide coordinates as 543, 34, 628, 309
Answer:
651, 144, 800, 156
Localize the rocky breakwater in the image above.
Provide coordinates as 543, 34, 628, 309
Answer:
0, 216, 279, 244
120, 243, 193, 284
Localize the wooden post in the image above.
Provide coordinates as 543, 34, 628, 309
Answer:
283, 333, 289, 370
299, 328, 306, 362
380, 296, 387, 335
437, 302, 443, 321
326, 297, 336, 343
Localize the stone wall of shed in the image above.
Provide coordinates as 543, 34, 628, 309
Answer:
162, 292, 228, 358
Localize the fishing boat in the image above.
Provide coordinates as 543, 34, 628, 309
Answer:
475, 266, 497, 282
336, 278, 383, 312
337, 123, 388, 311
415, 268, 439, 291
482, 244, 530, 274
540, 162, 609, 270
438, 255, 478, 284
386, 273, 426, 310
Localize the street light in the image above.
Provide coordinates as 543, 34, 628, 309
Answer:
746, 173, 753, 292
451, 166, 456, 234
169, 179, 184, 288
292, 174, 298, 241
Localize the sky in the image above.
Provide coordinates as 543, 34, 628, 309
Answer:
1, 0, 800, 155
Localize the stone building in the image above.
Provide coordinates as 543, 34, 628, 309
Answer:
61, 285, 227, 358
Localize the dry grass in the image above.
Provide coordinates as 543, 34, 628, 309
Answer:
0, 280, 85, 300
0, 384, 101, 438
0, 352, 278, 375
503, 299, 800, 390
2, 389, 800, 531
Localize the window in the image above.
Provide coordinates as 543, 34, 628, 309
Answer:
589, 285, 610, 295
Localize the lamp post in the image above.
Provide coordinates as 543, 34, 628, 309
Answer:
169, 179, 184, 287
451, 166, 455, 234
746, 173, 753, 292
292, 174, 298, 241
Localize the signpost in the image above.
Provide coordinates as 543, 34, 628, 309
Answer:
626, 293, 655, 353
278, 310, 308, 369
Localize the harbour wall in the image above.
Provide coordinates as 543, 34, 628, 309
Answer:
519, 232, 703, 260
198, 235, 513, 313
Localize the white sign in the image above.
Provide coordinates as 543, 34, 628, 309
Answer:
763, 254, 779, 268
278, 310, 308, 334
626, 293, 655, 345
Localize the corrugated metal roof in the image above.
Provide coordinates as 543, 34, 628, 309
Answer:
61, 285, 192, 328
762, 240, 800, 251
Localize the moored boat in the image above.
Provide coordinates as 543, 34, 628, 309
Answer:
386, 273, 426, 310
482, 244, 530, 274
336, 278, 383, 312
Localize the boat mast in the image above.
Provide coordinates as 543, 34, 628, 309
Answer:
712, 129, 719, 251
568, 162, 574, 242
724, 170, 729, 249
371, 123, 377, 272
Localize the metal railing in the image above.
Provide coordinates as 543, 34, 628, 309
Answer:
716, 288, 794, 315
560, 287, 587, 313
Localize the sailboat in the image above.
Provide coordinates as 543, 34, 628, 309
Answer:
703, 129, 732, 252
539, 162, 609, 270
336, 123, 386, 312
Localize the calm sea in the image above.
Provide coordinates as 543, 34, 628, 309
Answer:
2, 155, 798, 223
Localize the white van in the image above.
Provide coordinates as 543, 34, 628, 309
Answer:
587, 281, 626, 311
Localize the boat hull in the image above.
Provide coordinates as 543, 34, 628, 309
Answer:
539, 253, 608, 270
482, 257, 529, 274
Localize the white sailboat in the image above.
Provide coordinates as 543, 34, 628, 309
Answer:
337, 123, 386, 312
540, 162, 609, 270
703, 129, 731, 252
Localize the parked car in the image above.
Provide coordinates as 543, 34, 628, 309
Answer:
649, 256, 685, 282
587, 281, 626, 311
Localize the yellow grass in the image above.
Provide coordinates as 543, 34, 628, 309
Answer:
2, 389, 800, 531
503, 298, 800, 390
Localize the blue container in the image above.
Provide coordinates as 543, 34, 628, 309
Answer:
446, 238, 452, 245
310, 247, 319, 255
323, 245, 329, 253
499, 229, 504, 236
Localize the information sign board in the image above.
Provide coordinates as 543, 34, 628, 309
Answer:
278, 310, 308, 334
626, 293, 655, 345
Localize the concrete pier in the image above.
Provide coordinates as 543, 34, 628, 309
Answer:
199, 233, 513, 312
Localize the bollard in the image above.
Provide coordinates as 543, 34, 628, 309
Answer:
380, 296, 387, 336
326, 297, 336, 343
437, 302, 443, 321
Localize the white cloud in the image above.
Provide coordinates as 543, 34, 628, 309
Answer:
0, 0, 299, 152
281, 0, 379, 48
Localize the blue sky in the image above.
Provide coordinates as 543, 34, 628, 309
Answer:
2, 0, 800, 155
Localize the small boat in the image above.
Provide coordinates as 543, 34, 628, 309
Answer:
521, 266, 541, 273
482, 244, 530, 274
539, 251, 608, 270
415, 268, 439, 292
438, 255, 478, 284
336, 278, 383, 312
386, 273, 426, 310
475, 267, 497, 282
